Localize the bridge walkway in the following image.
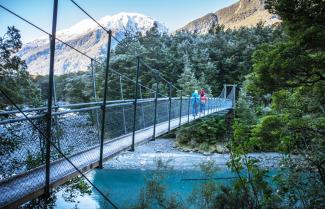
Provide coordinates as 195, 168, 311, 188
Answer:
0, 107, 230, 208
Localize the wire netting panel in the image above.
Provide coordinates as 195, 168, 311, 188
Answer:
140, 100, 155, 128
0, 114, 47, 206
156, 99, 169, 124
0, 116, 47, 179
170, 99, 181, 121
181, 98, 190, 118
105, 103, 134, 140
51, 109, 100, 160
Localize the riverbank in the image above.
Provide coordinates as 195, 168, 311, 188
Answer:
104, 138, 285, 169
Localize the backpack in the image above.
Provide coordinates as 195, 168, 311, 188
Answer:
200, 95, 206, 104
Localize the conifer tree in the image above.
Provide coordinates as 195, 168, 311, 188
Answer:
176, 55, 199, 96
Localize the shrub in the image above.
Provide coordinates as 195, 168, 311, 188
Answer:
176, 116, 227, 151
250, 114, 287, 151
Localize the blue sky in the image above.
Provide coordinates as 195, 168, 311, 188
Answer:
0, 0, 237, 43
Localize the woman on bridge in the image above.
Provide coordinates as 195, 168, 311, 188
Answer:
191, 90, 200, 117
200, 89, 208, 115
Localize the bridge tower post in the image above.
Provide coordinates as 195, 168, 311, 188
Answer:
207, 96, 210, 114
179, 91, 183, 127
119, 76, 127, 134
99, 30, 112, 168
218, 97, 220, 112
187, 95, 191, 123
233, 85, 237, 109
168, 83, 172, 132
152, 72, 160, 141
139, 86, 146, 129
91, 59, 101, 145
44, 0, 58, 198
131, 57, 141, 151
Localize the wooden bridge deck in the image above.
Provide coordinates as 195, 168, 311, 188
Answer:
0, 107, 230, 208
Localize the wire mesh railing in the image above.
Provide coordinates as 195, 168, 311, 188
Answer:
0, 92, 233, 207
0, 0, 237, 208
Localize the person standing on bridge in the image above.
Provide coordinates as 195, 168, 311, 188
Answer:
191, 90, 200, 117
200, 89, 208, 115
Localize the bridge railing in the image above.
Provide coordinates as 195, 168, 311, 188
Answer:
0, 90, 233, 207
0, 0, 236, 207
0, 96, 231, 178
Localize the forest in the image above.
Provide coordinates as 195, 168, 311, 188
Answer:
0, 0, 324, 208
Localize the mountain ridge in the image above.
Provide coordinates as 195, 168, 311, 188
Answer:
18, 12, 168, 75
179, 0, 280, 34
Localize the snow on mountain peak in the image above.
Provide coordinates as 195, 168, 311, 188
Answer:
55, 12, 167, 39
57, 19, 97, 38
18, 12, 168, 75
98, 12, 167, 34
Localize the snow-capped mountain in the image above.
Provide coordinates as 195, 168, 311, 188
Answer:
18, 13, 168, 75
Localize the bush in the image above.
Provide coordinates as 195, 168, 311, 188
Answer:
250, 114, 287, 151
176, 116, 227, 152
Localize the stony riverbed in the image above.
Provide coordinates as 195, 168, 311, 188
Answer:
104, 138, 286, 170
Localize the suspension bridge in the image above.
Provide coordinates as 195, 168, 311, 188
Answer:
0, 1, 236, 208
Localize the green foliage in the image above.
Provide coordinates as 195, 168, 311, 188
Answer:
176, 116, 227, 152
25, 151, 43, 170
249, 115, 287, 151
31, 23, 283, 103
61, 177, 92, 202
226, 154, 281, 209
23, 176, 92, 208
0, 26, 41, 109
274, 158, 325, 209
132, 159, 185, 209
190, 160, 280, 209
232, 0, 325, 208
176, 57, 199, 96
0, 134, 19, 156
232, 89, 258, 151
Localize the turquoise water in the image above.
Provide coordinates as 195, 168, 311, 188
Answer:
54, 168, 239, 209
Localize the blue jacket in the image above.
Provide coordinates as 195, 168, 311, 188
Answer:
191, 92, 200, 106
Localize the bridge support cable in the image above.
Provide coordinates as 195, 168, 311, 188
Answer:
131, 57, 141, 151
0, 4, 167, 105
99, 30, 112, 168
0, 85, 233, 207
0, 2, 237, 208
73, 0, 179, 95
0, 88, 119, 209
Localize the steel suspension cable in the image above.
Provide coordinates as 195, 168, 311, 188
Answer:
0, 88, 119, 209
0, 4, 165, 99
68, 0, 178, 91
